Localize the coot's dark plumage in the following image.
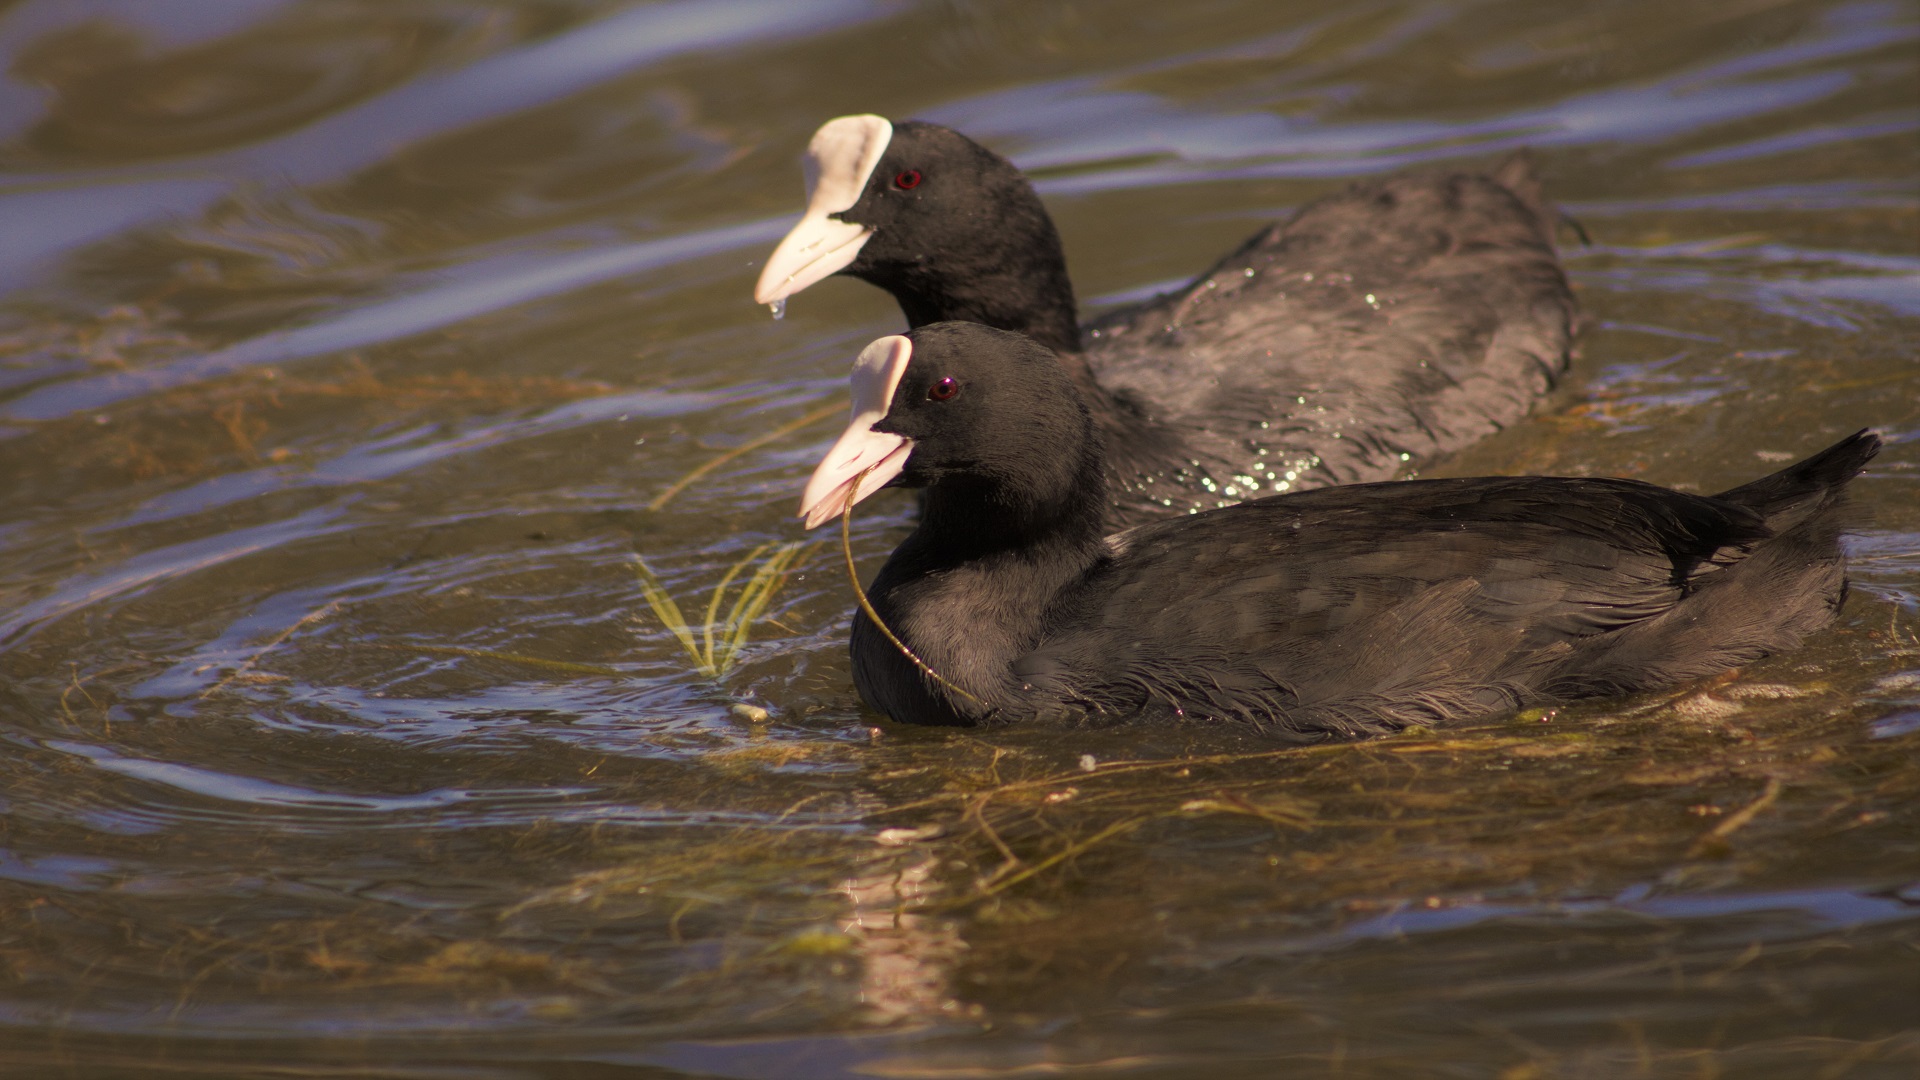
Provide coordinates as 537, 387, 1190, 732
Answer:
798, 323, 1874, 737
763, 116, 1581, 528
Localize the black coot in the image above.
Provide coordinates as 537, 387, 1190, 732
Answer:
798, 322, 1875, 737
763, 115, 1582, 528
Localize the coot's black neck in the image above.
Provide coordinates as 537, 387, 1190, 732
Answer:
915, 464, 1109, 562
880, 262, 1084, 357
852, 435, 1111, 726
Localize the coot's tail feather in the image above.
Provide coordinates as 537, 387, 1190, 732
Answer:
1491, 149, 1544, 208
1542, 431, 1878, 701
1490, 148, 1560, 249
1712, 428, 1880, 532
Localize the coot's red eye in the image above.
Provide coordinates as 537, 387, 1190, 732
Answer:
927, 376, 959, 401
893, 169, 922, 190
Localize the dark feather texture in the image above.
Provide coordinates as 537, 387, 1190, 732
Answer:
821, 122, 1582, 527
841, 323, 1874, 738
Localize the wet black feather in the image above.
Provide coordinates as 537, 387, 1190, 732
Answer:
845, 323, 1876, 738
830, 122, 1582, 528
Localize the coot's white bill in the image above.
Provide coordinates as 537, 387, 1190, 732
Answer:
754, 114, 891, 306
798, 334, 914, 529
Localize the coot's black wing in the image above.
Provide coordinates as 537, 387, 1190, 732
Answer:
1012, 477, 1770, 739
1085, 160, 1579, 526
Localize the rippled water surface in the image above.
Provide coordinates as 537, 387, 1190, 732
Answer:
1, 1, 1917, 1076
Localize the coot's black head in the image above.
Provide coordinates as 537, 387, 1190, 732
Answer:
756, 116, 1081, 354
799, 322, 1097, 530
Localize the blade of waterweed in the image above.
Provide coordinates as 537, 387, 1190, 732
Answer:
702, 543, 772, 671
633, 542, 818, 679
720, 540, 820, 672
633, 554, 711, 676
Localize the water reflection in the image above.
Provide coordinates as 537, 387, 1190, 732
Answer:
0, 0, 879, 279
0, 218, 791, 420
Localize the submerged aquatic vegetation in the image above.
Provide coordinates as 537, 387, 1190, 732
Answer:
833, 635, 1920, 919
646, 400, 844, 511
11, 346, 615, 486
633, 541, 820, 678
621, 399, 844, 678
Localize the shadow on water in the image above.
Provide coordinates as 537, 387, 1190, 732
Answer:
0, 0, 1916, 1076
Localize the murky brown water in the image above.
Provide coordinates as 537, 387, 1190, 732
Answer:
0, 1, 1916, 1076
